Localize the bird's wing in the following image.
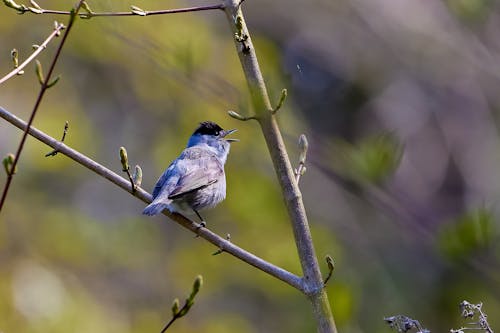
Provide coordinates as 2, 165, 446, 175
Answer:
167, 149, 223, 200
152, 162, 178, 199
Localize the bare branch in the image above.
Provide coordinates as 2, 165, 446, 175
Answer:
0, 106, 304, 292
0, 22, 65, 85
3, 3, 225, 18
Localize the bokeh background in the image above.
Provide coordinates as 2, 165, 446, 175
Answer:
1, 0, 500, 332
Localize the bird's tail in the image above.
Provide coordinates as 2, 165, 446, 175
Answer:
142, 202, 168, 216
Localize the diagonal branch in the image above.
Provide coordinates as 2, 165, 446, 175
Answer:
0, 106, 304, 292
0, 0, 85, 211
0, 23, 66, 85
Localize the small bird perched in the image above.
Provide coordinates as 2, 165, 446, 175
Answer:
143, 121, 237, 224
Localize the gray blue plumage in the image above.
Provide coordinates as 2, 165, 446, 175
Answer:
143, 121, 237, 219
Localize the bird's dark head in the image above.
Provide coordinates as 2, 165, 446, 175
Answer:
187, 121, 238, 162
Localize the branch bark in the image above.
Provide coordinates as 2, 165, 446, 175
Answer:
222, 1, 337, 332
0, 106, 303, 292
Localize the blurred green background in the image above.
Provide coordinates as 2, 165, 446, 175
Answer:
1, 0, 500, 332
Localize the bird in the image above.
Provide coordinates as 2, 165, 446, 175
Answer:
142, 121, 237, 225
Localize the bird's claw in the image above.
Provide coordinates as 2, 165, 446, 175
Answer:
194, 221, 206, 238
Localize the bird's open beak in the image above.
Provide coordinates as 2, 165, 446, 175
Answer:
223, 129, 239, 142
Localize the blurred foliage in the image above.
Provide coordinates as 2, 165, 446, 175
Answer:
438, 208, 495, 261
2, 0, 500, 332
328, 133, 402, 185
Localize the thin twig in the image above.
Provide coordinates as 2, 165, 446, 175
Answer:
0, 1, 85, 211
21, 4, 224, 18
125, 168, 136, 192
0, 23, 65, 85
0, 106, 304, 292
45, 120, 68, 157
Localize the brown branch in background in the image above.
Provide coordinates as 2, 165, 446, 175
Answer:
0, 23, 66, 85
0, 106, 304, 292
0, 0, 86, 212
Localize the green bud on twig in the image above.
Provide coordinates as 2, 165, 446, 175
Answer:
11, 49, 24, 75
131, 5, 147, 16
53, 21, 65, 36
119, 147, 129, 171
298, 134, 308, 164
227, 110, 255, 121
46, 75, 61, 88
271, 88, 287, 114
3, 0, 28, 13
11, 49, 19, 68
80, 1, 93, 18
190, 275, 203, 300
28, 5, 42, 14
35, 60, 44, 85
3, 153, 17, 175
171, 298, 180, 316
323, 255, 335, 286
132, 165, 142, 187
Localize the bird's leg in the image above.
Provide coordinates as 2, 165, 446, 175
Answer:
194, 209, 206, 228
